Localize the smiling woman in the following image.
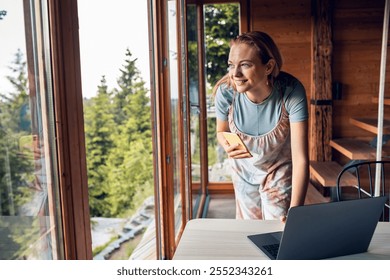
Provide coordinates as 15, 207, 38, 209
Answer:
214, 31, 309, 221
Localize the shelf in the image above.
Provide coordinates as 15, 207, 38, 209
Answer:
350, 117, 390, 134
330, 138, 377, 160
310, 161, 357, 187
372, 96, 390, 106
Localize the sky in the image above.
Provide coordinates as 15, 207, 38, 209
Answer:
0, 0, 25, 95
0, 0, 150, 99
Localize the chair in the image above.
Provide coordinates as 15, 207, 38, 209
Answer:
336, 160, 390, 221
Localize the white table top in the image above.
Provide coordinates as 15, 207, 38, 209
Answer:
173, 218, 390, 260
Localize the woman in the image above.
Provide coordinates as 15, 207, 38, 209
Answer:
214, 31, 309, 221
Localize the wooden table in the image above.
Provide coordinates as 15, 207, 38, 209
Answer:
173, 218, 390, 260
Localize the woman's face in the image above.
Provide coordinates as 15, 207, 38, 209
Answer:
228, 43, 270, 94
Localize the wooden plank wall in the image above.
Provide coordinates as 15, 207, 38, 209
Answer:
249, 0, 390, 160
249, 0, 316, 160
332, 0, 390, 139
249, 0, 312, 92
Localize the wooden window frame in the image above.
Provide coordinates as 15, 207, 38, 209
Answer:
150, 0, 249, 259
149, 0, 193, 260
22, 0, 248, 260
47, 0, 92, 259
187, 0, 248, 210
21, 0, 91, 260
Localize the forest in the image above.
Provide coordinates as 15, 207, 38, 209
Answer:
0, 2, 238, 260
0, 3, 238, 220
0, 48, 153, 219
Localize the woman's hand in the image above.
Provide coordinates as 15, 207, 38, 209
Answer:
216, 120, 252, 159
224, 140, 252, 159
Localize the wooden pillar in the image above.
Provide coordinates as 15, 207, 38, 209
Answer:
310, 0, 333, 162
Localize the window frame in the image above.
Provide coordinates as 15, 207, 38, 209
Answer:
149, 0, 190, 260
186, 0, 248, 215
47, 0, 92, 259
20, 0, 247, 260
150, 0, 248, 259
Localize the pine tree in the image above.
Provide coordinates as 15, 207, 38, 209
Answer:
84, 76, 117, 217
204, 4, 239, 165
0, 49, 34, 215
113, 48, 144, 125
1, 49, 30, 133
105, 50, 153, 217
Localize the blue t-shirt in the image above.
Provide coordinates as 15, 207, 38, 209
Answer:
215, 71, 308, 136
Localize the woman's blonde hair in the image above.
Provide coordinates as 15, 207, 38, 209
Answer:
212, 31, 283, 97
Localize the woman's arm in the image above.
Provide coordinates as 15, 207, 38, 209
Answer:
216, 119, 230, 147
289, 120, 309, 208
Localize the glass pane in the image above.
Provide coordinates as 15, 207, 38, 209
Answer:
167, 0, 183, 236
204, 3, 240, 182
186, 4, 201, 217
0, 0, 63, 259
77, 0, 154, 259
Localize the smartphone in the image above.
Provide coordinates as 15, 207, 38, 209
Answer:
222, 132, 252, 157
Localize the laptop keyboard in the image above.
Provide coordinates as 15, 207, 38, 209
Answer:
262, 243, 280, 259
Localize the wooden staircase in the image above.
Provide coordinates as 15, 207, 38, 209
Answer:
310, 96, 390, 196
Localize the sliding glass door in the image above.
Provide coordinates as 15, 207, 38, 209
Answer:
0, 0, 64, 259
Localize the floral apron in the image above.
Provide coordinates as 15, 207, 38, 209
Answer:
228, 90, 292, 220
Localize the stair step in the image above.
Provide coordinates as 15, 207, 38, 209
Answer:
350, 117, 390, 134
304, 183, 330, 204
310, 161, 357, 187
330, 138, 377, 160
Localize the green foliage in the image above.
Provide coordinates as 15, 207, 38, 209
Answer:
106, 139, 153, 216
204, 4, 239, 89
187, 4, 239, 94
186, 4, 239, 173
0, 49, 35, 216
113, 49, 147, 126
84, 76, 116, 216
0, 50, 49, 259
186, 4, 199, 90
1, 49, 30, 133
83, 49, 153, 218
0, 4, 239, 220
92, 235, 118, 256
0, 48, 153, 219
203, 4, 239, 167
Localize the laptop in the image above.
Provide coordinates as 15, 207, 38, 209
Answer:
247, 196, 387, 260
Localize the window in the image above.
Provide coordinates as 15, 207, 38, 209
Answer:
148, 0, 191, 259
77, 0, 154, 260
186, 1, 241, 219
1, 0, 93, 260
204, 3, 240, 183
0, 0, 63, 259
0, 0, 244, 260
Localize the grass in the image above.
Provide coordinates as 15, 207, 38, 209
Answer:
92, 235, 118, 256
107, 229, 145, 260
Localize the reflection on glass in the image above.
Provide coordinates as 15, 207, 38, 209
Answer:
186, 4, 201, 217
167, 0, 182, 235
0, 0, 63, 259
205, 3, 239, 182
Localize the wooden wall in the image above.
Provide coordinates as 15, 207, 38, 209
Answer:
249, 0, 312, 92
332, 0, 389, 139
248, 0, 390, 161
